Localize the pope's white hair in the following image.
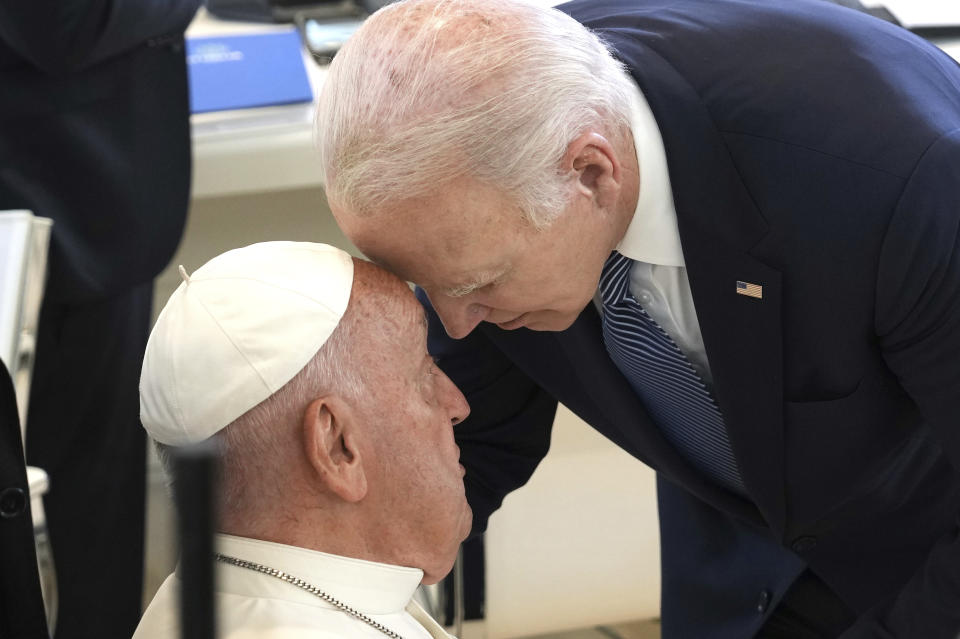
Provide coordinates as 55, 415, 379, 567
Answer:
154, 305, 363, 515
316, 0, 635, 227
213, 316, 363, 517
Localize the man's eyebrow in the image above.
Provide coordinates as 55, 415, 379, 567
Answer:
443, 267, 508, 298
445, 280, 485, 298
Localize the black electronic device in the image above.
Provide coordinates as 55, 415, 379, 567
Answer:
205, 0, 395, 63
299, 16, 364, 63
206, 0, 389, 23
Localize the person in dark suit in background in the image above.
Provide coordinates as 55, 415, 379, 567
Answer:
0, 1, 200, 636
0, 359, 48, 638
316, 0, 960, 637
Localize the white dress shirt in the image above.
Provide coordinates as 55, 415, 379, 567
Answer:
605, 79, 713, 384
133, 534, 452, 639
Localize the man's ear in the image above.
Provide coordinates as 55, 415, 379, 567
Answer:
302, 396, 367, 503
561, 131, 622, 210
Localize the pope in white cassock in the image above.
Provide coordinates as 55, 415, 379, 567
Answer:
134, 241, 472, 639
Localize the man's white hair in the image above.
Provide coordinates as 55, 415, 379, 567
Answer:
316, 0, 635, 228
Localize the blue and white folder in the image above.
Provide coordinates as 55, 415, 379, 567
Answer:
186, 29, 314, 114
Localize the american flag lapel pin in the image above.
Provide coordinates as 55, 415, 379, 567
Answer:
736, 280, 763, 299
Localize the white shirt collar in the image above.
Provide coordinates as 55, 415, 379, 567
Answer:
615, 77, 685, 267
213, 533, 424, 615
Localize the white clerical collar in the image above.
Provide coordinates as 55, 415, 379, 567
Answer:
212, 533, 424, 615
616, 76, 685, 267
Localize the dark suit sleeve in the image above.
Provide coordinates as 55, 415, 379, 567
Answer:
0, 0, 200, 74
0, 362, 49, 638
844, 130, 960, 637
417, 289, 558, 535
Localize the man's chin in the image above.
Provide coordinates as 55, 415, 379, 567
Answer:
524, 313, 579, 333
490, 310, 579, 333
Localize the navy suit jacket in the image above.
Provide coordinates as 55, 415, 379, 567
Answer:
421, 1, 960, 637
0, 360, 48, 638
0, 0, 200, 304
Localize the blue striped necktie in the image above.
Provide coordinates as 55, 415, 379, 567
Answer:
599, 251, 746, 495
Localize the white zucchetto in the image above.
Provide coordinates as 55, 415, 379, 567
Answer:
139, 241, 354, 445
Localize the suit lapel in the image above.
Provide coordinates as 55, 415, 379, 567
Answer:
484, 310, 762, 524
559, 308, 766, 524
684, 241, 787, 538
605, 33, 788, 537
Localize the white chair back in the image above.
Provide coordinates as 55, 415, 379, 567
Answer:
0, 210, 53, 441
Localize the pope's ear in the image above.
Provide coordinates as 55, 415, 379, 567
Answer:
561, 130, 621, 209
302, 396, 367, 502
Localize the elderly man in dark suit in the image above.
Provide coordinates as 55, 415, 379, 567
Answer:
316, 0, 960, 637
0, 2, 199, 637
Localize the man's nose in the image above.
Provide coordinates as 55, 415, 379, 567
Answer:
429, 293, 489, 339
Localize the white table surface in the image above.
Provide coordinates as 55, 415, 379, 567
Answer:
187, 9, 328, 199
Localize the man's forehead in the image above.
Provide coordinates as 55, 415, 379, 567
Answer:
378, 249, 508, 298
357, 229, 496, 287
340, 182, 528, 290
